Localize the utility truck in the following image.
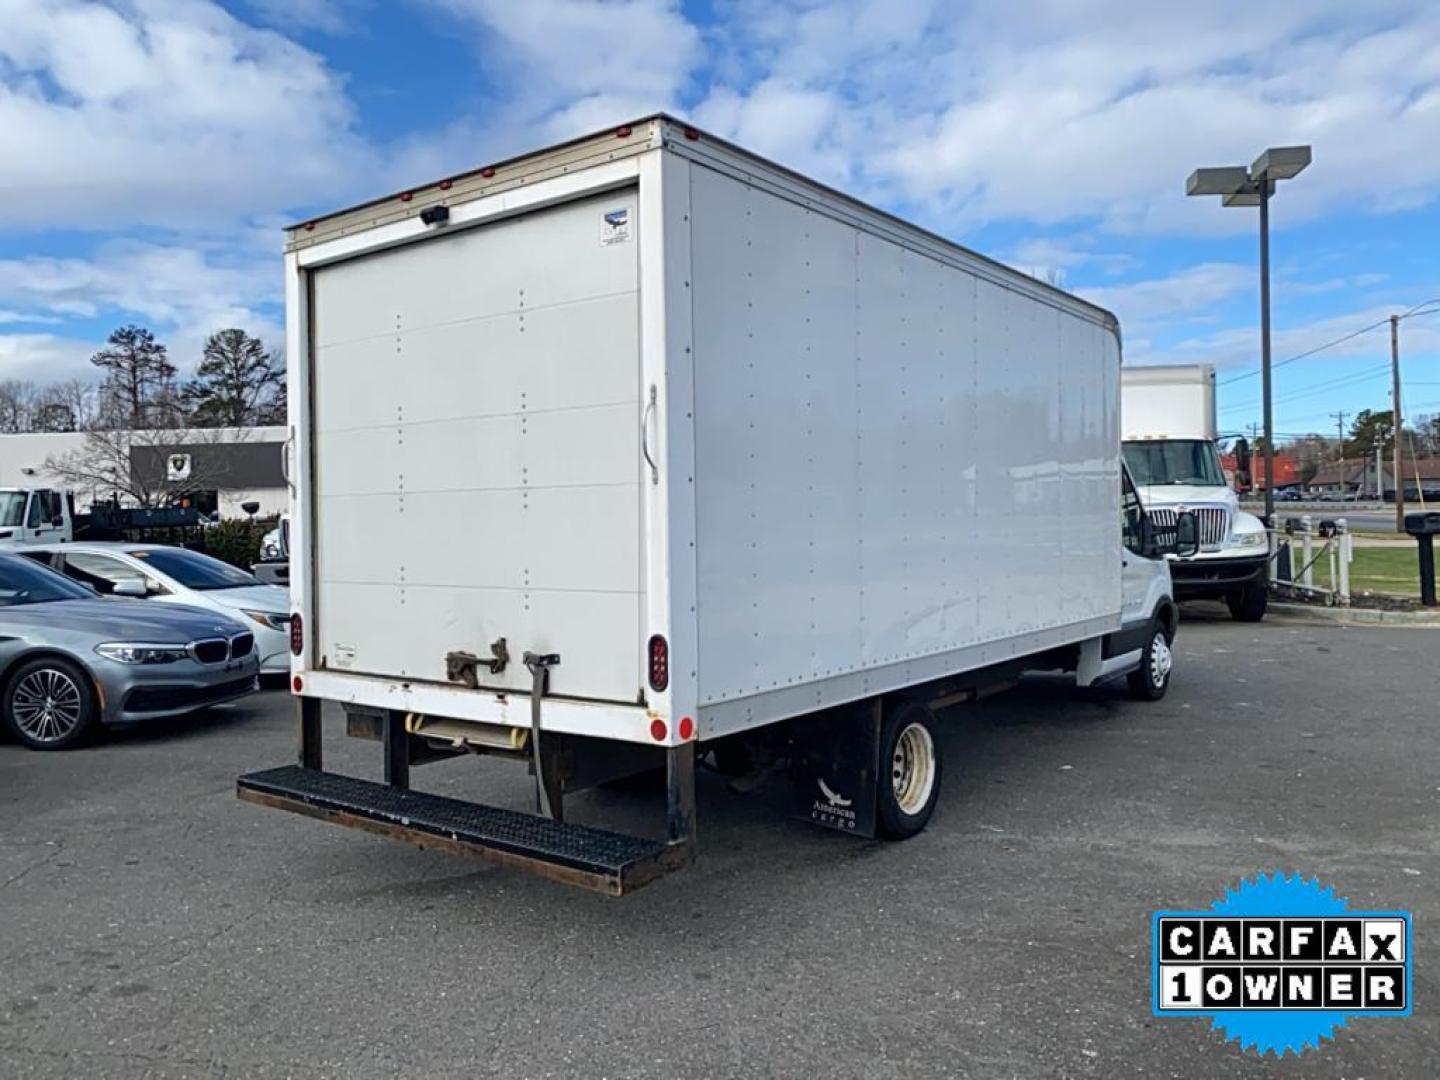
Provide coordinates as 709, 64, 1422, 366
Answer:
237, 117, 1197, 894
1121, 365, 1270, 620
0, 487, 72, 544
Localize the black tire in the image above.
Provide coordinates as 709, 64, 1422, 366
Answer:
877, 703, 942, 840
1127, 621, 1174, 701
1226, 583, 1268, 622
2, 655, 98, 750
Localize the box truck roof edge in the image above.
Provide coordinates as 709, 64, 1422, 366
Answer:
284, 114, 1119, 342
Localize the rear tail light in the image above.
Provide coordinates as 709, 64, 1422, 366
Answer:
648, 634, 669, 692
290, 612, 304, 656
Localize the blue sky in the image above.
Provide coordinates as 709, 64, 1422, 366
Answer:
1, 0, 1438, 440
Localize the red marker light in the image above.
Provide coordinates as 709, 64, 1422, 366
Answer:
289, 612, 304, 655
303, 222, 315, 231
292, 675, 304, 693
650, 718, 667, 742
439, 179, 453, 191
679, 716, 694, 740
648, 634, 669, 692
481, 166, 496, 178
683, 126, 700, 141
616, 124, 632, 138
400, 191, 414, 202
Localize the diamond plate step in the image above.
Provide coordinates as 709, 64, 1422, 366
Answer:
237, 765, 687, 895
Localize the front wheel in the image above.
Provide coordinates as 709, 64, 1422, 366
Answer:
3, 656, 98, 750
877, 704, 942, 839
1127, 622, 1173, 701
1227, 583, 1268, 622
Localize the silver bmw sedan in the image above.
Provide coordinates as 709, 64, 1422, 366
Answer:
0, 553, 260, 750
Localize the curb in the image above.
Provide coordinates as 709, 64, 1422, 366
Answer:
1267, 601, 1440, 627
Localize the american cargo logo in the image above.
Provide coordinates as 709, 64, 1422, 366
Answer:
600, 207, 631, 245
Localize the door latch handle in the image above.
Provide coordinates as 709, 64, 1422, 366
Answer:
642, 384, 658, 485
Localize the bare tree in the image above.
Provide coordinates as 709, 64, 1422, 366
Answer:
0, 380, 37, 432
29, 379, 99, 432
44, 427, 240, 508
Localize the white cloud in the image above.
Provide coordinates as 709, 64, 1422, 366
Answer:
0, 0, 368, 229
0, 332, 97, 382
0, 241, 276, 327
1077, 262, 1253, 334
246, 0, 352, 33
425, 0, 701, 139
0, 240, 283, 378
683, 1, 1440, 235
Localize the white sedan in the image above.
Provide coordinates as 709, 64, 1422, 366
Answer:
21, 542, 291, 674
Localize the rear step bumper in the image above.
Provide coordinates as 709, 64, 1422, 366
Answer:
237, 765, 691, 895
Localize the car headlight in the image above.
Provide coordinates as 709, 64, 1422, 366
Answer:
242, 610, 291, 632
95, 643, 190, 665
1231, 531, 1268, 548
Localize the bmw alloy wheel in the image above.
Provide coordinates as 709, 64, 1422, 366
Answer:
11, 667, 85, 745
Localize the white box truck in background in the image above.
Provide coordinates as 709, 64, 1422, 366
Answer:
1121, 364, 1270, 620
238, 116, 1198, 894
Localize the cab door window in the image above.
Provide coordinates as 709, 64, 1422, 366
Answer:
1121, 470, 1146, 555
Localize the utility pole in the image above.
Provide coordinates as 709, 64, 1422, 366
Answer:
1391, 315, 1404, 530
1333, 411, 1347, 498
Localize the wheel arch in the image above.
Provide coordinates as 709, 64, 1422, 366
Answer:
1154, 600, 1179, 642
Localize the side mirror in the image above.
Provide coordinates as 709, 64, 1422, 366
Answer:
1173, 512, 1200, 559
112, 578, 148, 598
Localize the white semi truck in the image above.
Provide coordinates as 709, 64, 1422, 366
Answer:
238, 117, 1198, 894
1121, 364, 1270, 620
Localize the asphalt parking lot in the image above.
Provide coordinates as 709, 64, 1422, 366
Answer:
2, 614, 1436, 1079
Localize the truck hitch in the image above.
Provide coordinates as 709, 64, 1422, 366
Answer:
524, 652, 562, 820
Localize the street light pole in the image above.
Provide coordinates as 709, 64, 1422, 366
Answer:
1258, 180, 1274, 526
1186, 145, 1310, 530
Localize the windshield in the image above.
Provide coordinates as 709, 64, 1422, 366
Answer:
0, 554, 94, 606
1122, 439, 1225, 487
129, 547, 260, 591
0, 492, 25, 527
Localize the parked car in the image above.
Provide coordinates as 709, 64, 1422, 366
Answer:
1274, 487, 1305, 502
0, 553, 259, 749
19, 543, 291, 675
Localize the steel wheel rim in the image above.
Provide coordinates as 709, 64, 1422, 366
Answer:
1150, 633, 1173, 687
11, 668, 84, 744
892, 722, 936, 815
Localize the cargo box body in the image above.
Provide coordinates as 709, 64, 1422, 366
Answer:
285, 116, 1123, 748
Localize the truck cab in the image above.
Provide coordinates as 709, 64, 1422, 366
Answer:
1121, 365, 1270, 621
0, 488, 74, 545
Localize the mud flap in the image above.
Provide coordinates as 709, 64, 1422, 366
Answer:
790, 702, 880, 838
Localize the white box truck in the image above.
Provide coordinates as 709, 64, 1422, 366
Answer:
1121, 365, 1270, 620
238, 117, 1197, 894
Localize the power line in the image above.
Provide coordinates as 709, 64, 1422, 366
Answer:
1225, 362, 1390, 413
1217, 296, 1440, 387
1218, 320, 1389, 386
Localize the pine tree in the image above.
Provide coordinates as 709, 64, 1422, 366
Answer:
90, 325, 177, 429
183, 329, 285, 427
